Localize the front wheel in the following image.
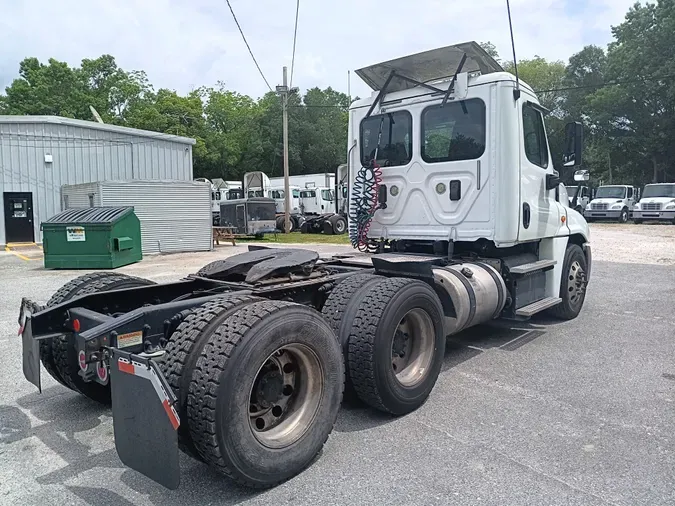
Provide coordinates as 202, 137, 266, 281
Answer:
618, 207, 629, 223
548, 244, 588, 320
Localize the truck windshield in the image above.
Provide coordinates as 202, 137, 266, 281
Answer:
595, 187, 626, 199
300, 190, 316, 198
642, 184, 675, 198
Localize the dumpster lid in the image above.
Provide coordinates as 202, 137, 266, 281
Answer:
44, 207, 134, 224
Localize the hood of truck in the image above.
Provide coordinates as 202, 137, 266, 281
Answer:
588, 198, 626, 205
638, 197, 675, 205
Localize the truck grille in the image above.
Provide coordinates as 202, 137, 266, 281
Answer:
642, 203, 662, 211
591, 203, 608, 210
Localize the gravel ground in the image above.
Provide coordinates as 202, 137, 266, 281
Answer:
1, 227, 674, 505
590, 223, 675, 266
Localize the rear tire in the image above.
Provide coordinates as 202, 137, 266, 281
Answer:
162, 294, 262, 459
548, 244, 588, 320
48, 273, 155, 403
347, 277, 445, 415
187, 301, 344, 488
321, 273, 384, 398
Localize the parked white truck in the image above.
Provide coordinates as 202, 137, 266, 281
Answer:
19, 42, 592, 492
583, 184, 637, 223
565, 184, 591, 213
633, 183, 675, 224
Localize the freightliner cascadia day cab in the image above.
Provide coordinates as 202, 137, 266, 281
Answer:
17, 42, 590, 491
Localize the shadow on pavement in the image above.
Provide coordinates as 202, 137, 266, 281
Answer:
0, 386, 266, 505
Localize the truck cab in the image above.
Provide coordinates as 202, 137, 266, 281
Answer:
633, 183, 675, 224
583, 185, 636, 223
565, 185, 591, 213
347, 41, 591, 319
270, 186, 301, 214
299, 187, 335, 215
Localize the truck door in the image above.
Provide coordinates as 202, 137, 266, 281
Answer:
518, 101, 561, 241
627, 186, 635, 209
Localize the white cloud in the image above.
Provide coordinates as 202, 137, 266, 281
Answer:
0, 0, 639, 101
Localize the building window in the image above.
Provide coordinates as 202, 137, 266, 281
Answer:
360, 111, 412, 168
522, 104, 549, 169
421, 99, 486, 163
63, 195, 69, 210
88, 194, 95, 207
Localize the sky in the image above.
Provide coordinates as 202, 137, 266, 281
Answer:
0, 0, 639, 101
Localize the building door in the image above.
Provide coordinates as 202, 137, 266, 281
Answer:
3, 192, 35, 243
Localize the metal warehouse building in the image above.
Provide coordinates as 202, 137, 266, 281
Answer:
0, 115, 195, 246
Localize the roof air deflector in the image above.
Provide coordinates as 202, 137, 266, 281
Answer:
355, 41, 504, 92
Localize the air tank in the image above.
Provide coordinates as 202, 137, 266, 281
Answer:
432, 262, 507, 335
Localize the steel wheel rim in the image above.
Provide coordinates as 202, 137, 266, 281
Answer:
248, 343, 323, 449
391, 308, 435, 387
567, 260, 586, 306
335, 220, 346, 233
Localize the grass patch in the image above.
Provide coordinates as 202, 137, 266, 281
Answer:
242, 232, 352, 245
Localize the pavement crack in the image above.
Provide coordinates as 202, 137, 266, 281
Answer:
415, 419, 625, 506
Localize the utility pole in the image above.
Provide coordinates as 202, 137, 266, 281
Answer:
277, 67, 291, 233
608, 151, 612, 184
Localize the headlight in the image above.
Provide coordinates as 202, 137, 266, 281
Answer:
611, 204, 622, 210
665, 203, 675, 210
634, 204, 640, 209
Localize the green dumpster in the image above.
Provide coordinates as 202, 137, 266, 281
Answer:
41, 207, 142, 269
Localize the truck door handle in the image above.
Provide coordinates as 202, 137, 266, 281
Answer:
523, 203, 531, 229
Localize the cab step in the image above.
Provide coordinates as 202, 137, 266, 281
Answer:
515, 297, 562, 317
509, 259, 556, 276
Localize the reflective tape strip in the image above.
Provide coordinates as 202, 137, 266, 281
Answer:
117, 357, 180, 429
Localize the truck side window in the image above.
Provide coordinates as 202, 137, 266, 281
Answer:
627, 187, 633, 199
360, 111, 412, 168
522, 104, 549, 169
421, 99, 486, 162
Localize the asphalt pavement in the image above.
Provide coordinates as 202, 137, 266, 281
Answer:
0, 248, 674, 506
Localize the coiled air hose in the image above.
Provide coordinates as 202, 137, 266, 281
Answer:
348, 161, 382, 252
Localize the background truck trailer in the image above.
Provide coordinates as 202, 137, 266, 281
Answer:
17, 42, 591, 493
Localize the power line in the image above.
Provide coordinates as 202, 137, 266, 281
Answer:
224, 0, 273, 92
289, 0, 300, 87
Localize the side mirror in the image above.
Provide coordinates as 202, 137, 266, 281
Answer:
545, 173, 560, 191
573, 169, 590, 182
563, 121, 583, 167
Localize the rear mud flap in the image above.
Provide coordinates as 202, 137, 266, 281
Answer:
110, 349, 181, 490
20, 318, 41, 392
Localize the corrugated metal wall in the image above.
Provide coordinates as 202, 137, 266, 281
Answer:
60, 182, 101, 209
0, 119, 194, 245
98, 180, 212, 254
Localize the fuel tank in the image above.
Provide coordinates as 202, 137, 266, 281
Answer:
432, 262, 507, 335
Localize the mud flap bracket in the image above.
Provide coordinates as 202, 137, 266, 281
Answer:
110, 348, 181, 490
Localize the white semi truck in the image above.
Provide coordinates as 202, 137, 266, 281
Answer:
633, 183, 675, 224
19, 42, 591, 491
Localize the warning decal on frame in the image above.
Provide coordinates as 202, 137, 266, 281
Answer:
117, 331, 144, 349
66, 227, 86, 242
